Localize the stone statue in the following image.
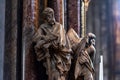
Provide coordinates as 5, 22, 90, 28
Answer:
67, 30, 96, 80
33, 7, 72, 80
75, 33, 96, 80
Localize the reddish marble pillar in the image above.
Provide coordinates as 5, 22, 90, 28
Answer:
67, 0, 80, 35
48, 0, 60, 22
47, 0, 64, 25
23, 0, 52, 80
31, 0, 39, 30
59, 0, 64, 25
23, 0, 38, 80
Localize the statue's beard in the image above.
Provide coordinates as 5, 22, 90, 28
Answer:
48, 19, 55, 25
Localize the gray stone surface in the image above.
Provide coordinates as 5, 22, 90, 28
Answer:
0, 0, 5, 80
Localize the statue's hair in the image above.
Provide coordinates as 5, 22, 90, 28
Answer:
42, 7, 54, 16
42, 7, 55, 22
88, 33, 96, 39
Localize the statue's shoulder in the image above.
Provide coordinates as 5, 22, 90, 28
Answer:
55, 22, 60, 25
53, 22, 63, 31
55, 22, 62, 27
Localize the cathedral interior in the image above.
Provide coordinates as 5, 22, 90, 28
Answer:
0, 0, 120, 80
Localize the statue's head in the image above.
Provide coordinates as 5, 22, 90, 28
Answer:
87, 33, 96, 46
42, 7, 55, 25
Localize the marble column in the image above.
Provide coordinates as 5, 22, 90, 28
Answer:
59, 0, 64, 26
48, 0, 64, 26
48, 0, 60, 22
4, 0, 18, 80
31, 0, 39, 30
23, 0, 52, 80
23, 0, 38, 80
67, 0, 81, 35
39, 0, 47, 25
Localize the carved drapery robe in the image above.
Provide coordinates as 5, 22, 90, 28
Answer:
67, 28, 95, 80
34, 22, 72, 80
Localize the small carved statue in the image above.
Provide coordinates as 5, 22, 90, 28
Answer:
34, 7, 72, 80
73, 33, 96, 80
58, 28, 96, 80
66, 28, 96, 80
